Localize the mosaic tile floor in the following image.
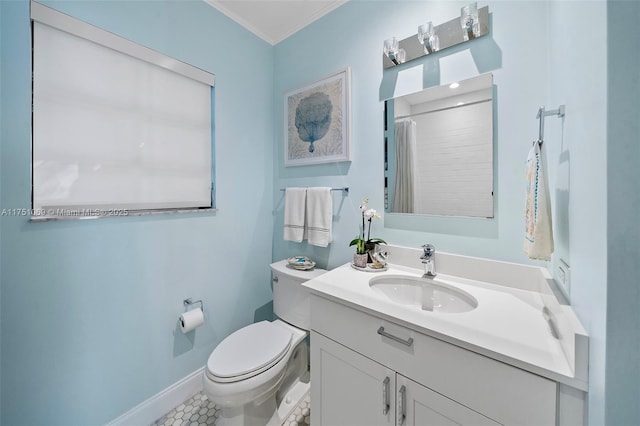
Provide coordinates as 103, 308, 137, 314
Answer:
151, 391, 310, 426
282, 393, 311, 426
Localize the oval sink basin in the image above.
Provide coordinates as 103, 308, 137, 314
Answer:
369, 275, 478, 313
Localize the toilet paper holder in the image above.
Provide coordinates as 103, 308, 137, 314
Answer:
183, 298, 203, 312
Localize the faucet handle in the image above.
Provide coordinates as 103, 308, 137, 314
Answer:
421, 244, 435, 259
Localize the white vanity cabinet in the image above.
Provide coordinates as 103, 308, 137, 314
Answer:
311, 332, 396, 426
397, 375, 500, 426
312, 331, 499, 426
310, 295, 559, 426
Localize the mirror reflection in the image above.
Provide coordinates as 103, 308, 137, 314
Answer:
384, 73, 494, 218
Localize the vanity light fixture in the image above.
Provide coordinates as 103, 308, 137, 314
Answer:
383, 37, 406, 65
382, 4, 489, 69
461, 2, 480, 41
417, 22, 439, 54
449, 82, 460, 89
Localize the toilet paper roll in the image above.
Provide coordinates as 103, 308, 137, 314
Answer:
180, 308, 204, 333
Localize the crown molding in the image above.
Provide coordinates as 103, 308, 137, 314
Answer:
203, 0, 347, 45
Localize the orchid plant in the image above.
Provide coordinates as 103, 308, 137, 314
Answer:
349, 199, 387, 254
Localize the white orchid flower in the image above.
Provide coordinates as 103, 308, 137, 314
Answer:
359, 198, 368, 213
364, 208, 377, 219
351, 197, 387, 254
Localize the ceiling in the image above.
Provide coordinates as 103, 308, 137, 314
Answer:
203, 0, 348, 45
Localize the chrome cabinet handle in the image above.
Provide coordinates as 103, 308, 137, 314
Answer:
382, 376, 390, 415
273, 275, 278, 282
397, 385, 406, 425
377, 326, 414, 347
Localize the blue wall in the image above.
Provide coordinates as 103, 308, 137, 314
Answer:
0, 1, 274, 424
272, 0, 610, 423
606, 1, 640, 424
1, 1, 636, 424
273, 0, 555, 267
547, 1, 608, 423
0, 1, 3, 421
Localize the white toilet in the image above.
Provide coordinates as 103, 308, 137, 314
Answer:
203, 259, 326, 425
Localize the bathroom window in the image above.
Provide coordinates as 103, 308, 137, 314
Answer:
30, 2, 215, 219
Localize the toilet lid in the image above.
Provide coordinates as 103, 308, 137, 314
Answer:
207, 321, 292, 379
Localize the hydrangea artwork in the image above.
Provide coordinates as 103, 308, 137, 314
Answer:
284, 68, 351, 166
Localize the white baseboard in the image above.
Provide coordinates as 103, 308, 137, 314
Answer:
107, 367, 205, 426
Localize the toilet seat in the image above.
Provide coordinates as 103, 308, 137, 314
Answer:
206, 321, 292, 383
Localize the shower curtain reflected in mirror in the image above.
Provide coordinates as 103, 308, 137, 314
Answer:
392, 120, 416, 213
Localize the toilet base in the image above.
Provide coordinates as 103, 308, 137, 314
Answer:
274, 380, 310, 425
216, 397, 277, 426
216, 380, 310, 426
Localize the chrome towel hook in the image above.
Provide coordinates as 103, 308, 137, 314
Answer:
535, 105, 565, 145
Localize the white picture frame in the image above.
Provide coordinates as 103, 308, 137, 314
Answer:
284, 67, 351, 167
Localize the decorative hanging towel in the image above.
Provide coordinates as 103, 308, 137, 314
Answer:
524, 142, 554, 260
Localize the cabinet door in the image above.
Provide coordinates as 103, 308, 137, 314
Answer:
311, 331, 396, 426
397, 375, 501, 426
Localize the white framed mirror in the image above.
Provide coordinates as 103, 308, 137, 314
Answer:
384, 73, 494, 218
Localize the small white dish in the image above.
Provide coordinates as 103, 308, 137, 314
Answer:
350, 263, 388, 273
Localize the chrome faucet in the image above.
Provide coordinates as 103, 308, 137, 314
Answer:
420, 244, 436, 278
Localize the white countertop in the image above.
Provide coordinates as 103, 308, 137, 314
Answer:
303, 262, 588, 391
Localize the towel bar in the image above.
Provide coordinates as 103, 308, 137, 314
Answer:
280, 187, 349, 194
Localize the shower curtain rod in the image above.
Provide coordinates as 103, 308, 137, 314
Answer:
536, 105, 565, 145
394, 98, 491, 121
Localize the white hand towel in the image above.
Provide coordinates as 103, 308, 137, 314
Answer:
306, 187, 333, 247
524, 142, 554, 260
284, 187, 306, 242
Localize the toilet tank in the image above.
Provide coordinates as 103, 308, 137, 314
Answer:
270, 259, 327, 330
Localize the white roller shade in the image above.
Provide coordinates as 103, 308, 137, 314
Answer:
32, 8, 213, 214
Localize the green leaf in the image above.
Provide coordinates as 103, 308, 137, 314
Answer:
349, 238, 363, 247
368, 238, 387, 244
349, 237, 366, 254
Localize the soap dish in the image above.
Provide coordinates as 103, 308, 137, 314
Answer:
350, 263, 388, 273
288, 256, 316, 270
